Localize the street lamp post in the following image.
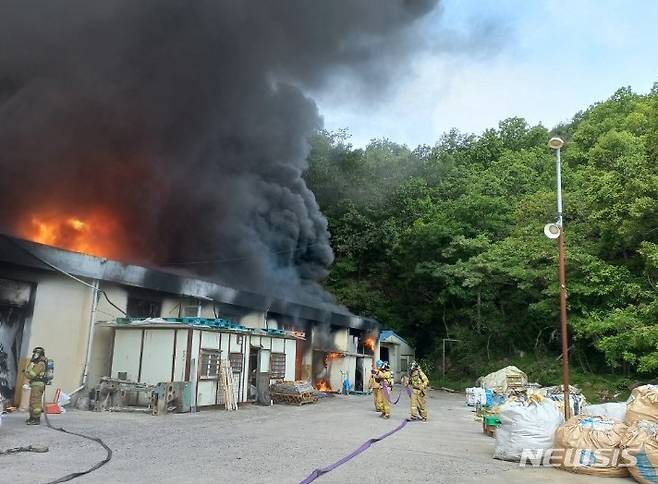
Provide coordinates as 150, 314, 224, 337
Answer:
548, 136, 571, 420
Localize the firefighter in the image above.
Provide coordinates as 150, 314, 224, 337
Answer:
369, 360, 384, 412
408, 361, 429, 422
24, 346, 47, 425
376, 361, 393, 419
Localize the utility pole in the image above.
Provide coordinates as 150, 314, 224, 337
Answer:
548, 137, 571, 420
442, 338, 460, 380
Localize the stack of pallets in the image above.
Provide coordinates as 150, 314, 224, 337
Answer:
270, 381, 318, 406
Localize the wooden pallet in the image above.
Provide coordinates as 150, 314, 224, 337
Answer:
484, 424, 497, 438
271, 391, 318, 406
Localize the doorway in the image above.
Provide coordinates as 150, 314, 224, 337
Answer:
248, 348, 259, 401
0, 278, 33, 404
379, 346, 389, 364
355, 357, 364, 392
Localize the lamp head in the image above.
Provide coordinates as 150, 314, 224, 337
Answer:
544, 223, 561, 239
549, 137, 564, 150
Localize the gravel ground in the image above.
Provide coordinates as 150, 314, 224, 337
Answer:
1, 389, 632, 484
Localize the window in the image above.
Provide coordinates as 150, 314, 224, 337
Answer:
270, 353, 286, 380
182, 305, 200, 317
400, 357, 408, 372
127, 296, 161, 318
229, 353, 243, 373
199, 349, 221, 379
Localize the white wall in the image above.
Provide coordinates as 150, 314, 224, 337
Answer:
26, 272, 94, 400
88, 282, 128, 389
160, 297, 179, 318
284, 339, 296, 381
239, 311, 266, 329
173, 329, 187, 381
198, 330, 220, 406
110, 329, 142, 381
361, 357, 373, 391
196, 330, 250, 407
333, 328, 348, 352
140, 329, 176, 384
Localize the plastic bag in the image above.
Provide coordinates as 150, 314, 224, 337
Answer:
583, 402, 626, 422
466, 387, 487, 407
58, 392, 70, 406
493, 398, 564, 462
485, 389, 494, 407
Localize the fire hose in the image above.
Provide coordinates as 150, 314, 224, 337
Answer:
0, 396, 112, 483
298, 385, 414, 483
299, 419, 408, 484
42, 394, 113, 483
0, 445, 49, 455
381, 383, 411, 404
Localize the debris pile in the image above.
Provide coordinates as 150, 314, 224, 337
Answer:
470, 367, 658, 483
540, 384, 587, 416
477, 366, 527, 393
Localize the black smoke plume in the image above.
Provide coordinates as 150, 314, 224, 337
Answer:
0, 0, 439, 304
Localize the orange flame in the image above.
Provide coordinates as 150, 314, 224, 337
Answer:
363, 336, 376, 353
316, 379, 332, 392
17, 210, 121, 259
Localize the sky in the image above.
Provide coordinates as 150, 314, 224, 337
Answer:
315, 0, 658, 148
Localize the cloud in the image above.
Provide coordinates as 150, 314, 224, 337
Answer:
318, 0, 658, 147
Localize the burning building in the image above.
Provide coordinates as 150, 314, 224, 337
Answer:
0, 235, 380, 407
0, 0, 438, 405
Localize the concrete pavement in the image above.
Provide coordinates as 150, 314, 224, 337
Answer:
0, 389, 632, 483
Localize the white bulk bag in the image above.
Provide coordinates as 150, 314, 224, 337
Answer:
493, 399, 564, 462
466, 387, 487, 407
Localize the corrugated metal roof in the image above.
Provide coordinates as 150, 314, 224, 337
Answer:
99, 317, 301, 339
379, 329, 410, 346
0, 234, 380, 331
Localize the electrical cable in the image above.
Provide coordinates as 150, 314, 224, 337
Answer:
2, 235, 126, 315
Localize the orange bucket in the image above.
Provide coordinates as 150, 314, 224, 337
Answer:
46, 403, 62, 414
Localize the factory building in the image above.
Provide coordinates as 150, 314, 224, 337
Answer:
0, 235, 380, 408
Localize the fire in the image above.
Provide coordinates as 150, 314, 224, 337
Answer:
316, 379, 332, 392
363, 336, 376, 353
17, 210, 121, 259
326, 352, 342, 360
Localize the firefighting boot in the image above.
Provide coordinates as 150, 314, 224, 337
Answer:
26, 415, 41, 425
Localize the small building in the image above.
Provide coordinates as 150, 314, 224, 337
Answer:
104, 318, 300, 408
0, 235, 380, 406
378, 330, 415, 383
